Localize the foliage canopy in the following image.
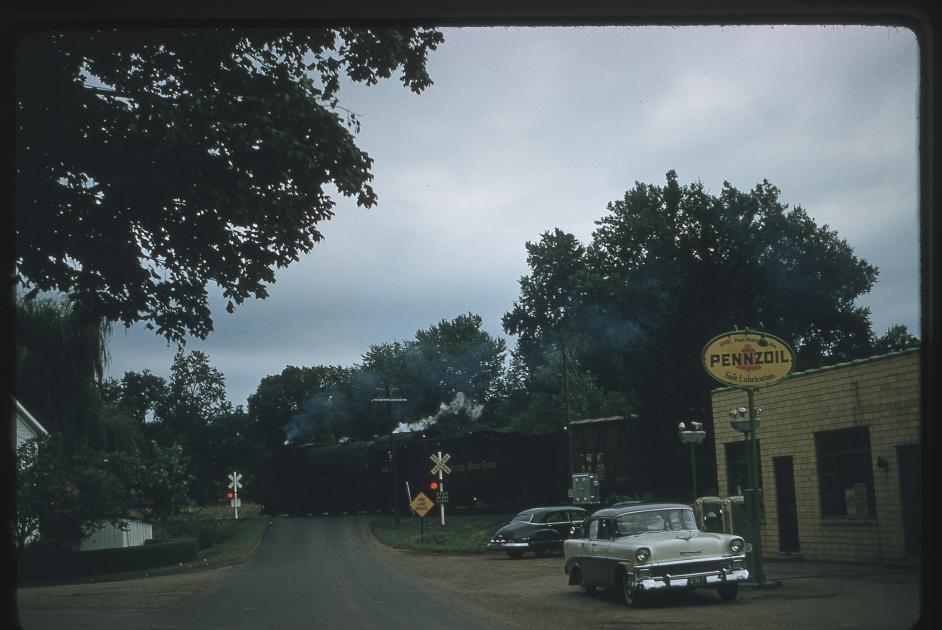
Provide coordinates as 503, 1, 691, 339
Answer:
503, 171, 913, 489
15, 27, 444, 342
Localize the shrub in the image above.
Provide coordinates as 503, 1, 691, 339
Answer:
156, 518, 239, 549
17, 538, 198, 582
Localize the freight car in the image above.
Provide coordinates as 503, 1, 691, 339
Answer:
272, 428, 570, 516
569, 414, 694, 502
569, 415, 646, 500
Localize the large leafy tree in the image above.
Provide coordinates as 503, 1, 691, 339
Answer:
100, 369, 169, 427
147, 349, 232, 503
15, 27, 444, 342
581, 171, 880, 399
505, 171, 898, 494
15, 297, 114, 450
503, 229, 603, 427
494, 348, 634, 435
249, 364, 352, 446
872, 324, 920, 354
359, 313, 508, 433
504, 229, 588, 363
411, 313, 507, 406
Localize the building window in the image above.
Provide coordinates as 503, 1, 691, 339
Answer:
725, 440, 762, 497
815, 426, 876, 517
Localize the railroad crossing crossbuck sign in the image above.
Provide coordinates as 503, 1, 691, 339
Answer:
430, 452, 452, 476
228, 472, 243, 490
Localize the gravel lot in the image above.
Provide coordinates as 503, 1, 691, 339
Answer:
16, 518, 924, 630
365, 522, 923, 630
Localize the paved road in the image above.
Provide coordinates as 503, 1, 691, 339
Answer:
17, 516, 513, 630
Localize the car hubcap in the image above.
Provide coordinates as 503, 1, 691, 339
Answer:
623, 574, 637, 604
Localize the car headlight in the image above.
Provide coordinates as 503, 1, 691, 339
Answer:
635, 547, 651, 563
729, 538, 744, 553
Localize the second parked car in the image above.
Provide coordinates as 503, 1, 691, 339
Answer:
564, 502, 749, 605
487, 506, 588, 558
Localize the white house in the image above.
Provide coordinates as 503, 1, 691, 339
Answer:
15, 397, 48, 448
14, 397, 153, 551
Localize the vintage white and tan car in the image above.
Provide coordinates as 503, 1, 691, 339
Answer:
563, 502, 749, 605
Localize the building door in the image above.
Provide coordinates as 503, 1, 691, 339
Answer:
773, 456, 800, 553
896, 443, 921, 558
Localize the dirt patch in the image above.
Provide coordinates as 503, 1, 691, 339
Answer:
363, 523, 922, 630
17, 565, 235, 612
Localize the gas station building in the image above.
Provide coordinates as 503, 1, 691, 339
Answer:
710, 347, 921, 563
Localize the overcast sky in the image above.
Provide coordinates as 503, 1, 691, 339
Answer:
104, 25, 921, 409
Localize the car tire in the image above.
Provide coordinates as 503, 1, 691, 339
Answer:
718, 582, 739, 602
506, 550, 524, 559
621, 569, 644, 607
571, 566, 595, 593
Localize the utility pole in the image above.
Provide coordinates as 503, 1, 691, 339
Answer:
561, 334, 573, 487
371, 386, 407, 525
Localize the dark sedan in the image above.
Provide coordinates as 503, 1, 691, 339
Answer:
487, 506, 588, 558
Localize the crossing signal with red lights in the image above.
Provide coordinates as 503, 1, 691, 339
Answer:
227, 491, 234, 500
429, 481, 439, 492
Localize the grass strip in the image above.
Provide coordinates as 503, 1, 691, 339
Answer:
22, 516, 271, 586
370, 513, 514, 554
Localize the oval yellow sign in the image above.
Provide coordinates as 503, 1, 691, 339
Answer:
702, 330, 796, 388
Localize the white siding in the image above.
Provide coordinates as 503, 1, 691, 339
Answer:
79, 519, 153, 551
15, 400, 48, 449
16, 414, 36, 448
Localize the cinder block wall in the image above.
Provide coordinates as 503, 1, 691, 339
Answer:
711, 348, 920, 563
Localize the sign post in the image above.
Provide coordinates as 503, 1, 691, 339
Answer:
702, 328, 796, 589
410, 492, 435, 542
227, 471, 243, 520
430, 451, 452, 526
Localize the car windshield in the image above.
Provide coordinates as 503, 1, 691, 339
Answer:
614, 508, 699, 536
511, 513, 534, 523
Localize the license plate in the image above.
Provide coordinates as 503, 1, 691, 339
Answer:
687, 575, 706, 587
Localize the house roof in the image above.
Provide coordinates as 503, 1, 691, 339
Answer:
14, 398, 48, 437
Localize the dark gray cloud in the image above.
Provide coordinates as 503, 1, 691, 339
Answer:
105, 26, 921, 408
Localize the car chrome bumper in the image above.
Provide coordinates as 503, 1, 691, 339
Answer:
636, 567, 750, 591
486, 541, 531, 551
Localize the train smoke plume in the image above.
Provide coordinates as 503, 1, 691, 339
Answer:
394, 392, 483, 433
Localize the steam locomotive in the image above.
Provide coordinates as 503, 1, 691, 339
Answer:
268, 415, 661, 516
269, 428, 570, 515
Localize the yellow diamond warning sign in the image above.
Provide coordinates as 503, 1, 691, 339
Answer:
410, 492, 435, 517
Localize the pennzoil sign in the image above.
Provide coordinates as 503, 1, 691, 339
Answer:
702, 330, 796, 388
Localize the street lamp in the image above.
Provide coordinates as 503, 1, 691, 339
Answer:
728, 404, 766, 586
677, 421, 707, 498
729, 406, 762, 434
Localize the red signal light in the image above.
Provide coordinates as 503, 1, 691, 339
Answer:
429, 481, 439, 491
227, 491, 234, 499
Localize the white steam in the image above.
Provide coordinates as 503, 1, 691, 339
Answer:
393, 392, 484, 433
